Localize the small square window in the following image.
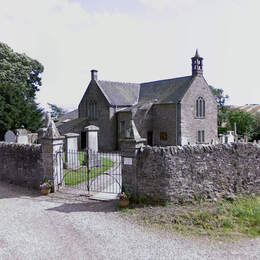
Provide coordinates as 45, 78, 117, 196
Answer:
160, 132, 167, 141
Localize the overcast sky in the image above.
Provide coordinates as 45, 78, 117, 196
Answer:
1, 0, 259, 111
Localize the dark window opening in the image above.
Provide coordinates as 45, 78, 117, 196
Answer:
197, 130, 205, 143
87, 100, 97, 120
147, 131, 153, 146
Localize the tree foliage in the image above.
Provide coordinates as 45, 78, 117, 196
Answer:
209, 85, 230, 128
0, 42, 44, 139
209, 85, 229, 108
227, 109, 256, 138
251, 112, 260, 141
48, 103, 67, 118
209, 86, 259, 141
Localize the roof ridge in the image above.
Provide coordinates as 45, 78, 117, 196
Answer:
98, 80, 140, 85
141, 75, 192, 85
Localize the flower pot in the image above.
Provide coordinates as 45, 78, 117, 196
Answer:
40, 188, 50, 195
118, 199, 129, 208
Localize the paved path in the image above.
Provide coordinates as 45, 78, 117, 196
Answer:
0, 181, 259, 260
68, 152, 122, 196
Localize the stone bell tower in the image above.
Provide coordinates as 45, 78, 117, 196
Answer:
191, 49, 203, 76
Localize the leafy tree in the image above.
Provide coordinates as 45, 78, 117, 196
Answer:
209, 85, 229, 108
251, 112, 260, 141
0, 42, 44, 139
226, 109, 256, 138
209, 86, 230, 134
47, 103, 67, 118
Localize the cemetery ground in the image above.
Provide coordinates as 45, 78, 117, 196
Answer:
1, 182, 260, 259
63, 152, 115, 186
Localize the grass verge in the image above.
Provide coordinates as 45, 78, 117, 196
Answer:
119, 195, 260, 239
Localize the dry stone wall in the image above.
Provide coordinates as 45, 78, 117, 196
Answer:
134, 143, 260, 202
0, 142, 44, 189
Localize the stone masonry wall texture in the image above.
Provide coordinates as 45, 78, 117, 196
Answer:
135, 143, 260, 202
79, 81, 117, 151
0, 142, 44, 189
180, 76, 218, 145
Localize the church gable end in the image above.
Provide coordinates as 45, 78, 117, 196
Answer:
180, 75, 217, 145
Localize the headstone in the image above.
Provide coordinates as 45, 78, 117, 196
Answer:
16, 128, 28, 136
218, 134, 224, 144
28, 133, 38, 144
4, 130, 16, 143
244, 133, 248, 143
17, 135, 29, 144
16, 128, 29, 144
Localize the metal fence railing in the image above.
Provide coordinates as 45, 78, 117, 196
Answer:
61, 149, 122, 194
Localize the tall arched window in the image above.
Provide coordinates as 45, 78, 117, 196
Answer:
87, 100, 97, 120
196, 97, 205, 118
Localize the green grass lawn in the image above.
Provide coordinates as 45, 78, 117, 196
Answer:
63, 157, 115, 186
119, 195, 260, 239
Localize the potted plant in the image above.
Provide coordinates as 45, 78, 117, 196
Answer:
118, 192, 131, 207
40, 177, 53, 195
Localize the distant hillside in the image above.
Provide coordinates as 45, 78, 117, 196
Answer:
235, 104, 260, 115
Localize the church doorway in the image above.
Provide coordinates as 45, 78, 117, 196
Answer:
147, 131, 153, 146
81, 132, 86, 149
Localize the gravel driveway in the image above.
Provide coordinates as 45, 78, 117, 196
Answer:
0, 181, 259, 260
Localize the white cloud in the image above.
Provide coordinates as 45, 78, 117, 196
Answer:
0, 0, 260, 110
139, 0, 199, 11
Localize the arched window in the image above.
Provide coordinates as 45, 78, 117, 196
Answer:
196, 97, 205, 118
87, 100, 97, 120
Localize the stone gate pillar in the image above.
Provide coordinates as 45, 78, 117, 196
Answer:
39, 113, 65, 191
64, 133, 80, 169
120, 119, 146, 198
84, 125, 101, 167
40, 136, 65, 191
84, 125, 99, 152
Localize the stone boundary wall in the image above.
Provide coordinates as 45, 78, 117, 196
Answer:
0, 142, 44, 189
134, 143, 260, 202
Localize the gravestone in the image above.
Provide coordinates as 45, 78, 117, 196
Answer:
28, 133, 38, 144
4, 130, 16, 143
16, 128, 29, 144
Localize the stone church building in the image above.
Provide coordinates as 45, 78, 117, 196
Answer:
57, 51, 217, 151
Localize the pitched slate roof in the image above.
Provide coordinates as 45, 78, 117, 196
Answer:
96, 80, 140, 106
57, 118, 86, 135
96, 76, 193, 106
139, 76, 194, 104
55, 109, 78, 127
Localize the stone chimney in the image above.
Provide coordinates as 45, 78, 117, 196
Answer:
91, 69, 98, 81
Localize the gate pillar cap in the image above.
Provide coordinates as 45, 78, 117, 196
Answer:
64, 133, 80, 137
84, 125, 100, 132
